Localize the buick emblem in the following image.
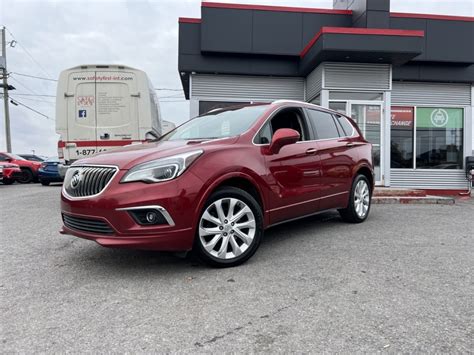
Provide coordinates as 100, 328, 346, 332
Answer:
70, 170, 82, 189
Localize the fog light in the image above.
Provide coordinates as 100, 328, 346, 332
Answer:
128, 209, 168, 226
146, 211, 159, 224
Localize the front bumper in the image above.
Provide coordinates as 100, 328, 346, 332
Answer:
60, 169, 203, 251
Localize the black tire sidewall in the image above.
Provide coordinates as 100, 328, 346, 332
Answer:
194, 187, 264, 267
2, 178, 14, 185
18, 169, 33, 184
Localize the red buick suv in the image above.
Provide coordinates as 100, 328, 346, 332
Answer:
61, 101, 374, 267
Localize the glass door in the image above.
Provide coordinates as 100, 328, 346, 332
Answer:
349, 102, 383, 184
329, 100, 384, 184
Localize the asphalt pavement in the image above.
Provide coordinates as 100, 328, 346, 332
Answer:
1, 183, 473, 353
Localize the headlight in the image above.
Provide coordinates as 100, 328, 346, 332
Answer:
121, 150, 203, 183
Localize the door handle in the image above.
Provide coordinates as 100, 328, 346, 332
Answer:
346, 142, 355, 147
306, 148, 317, 155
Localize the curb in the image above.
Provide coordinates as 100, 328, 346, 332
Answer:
373, 196, 455, 205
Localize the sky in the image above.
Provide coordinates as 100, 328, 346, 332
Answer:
0, 0, 473, 156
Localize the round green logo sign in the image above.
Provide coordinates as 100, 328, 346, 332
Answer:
430, 108, 449, 127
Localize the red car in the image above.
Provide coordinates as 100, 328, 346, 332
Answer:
0, 152, 42, 183
0, 162, 22, 185
61, 101, 374, 267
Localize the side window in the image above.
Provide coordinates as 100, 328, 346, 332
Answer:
269, 108, 308, 141
307, 109, 340, 140
254, 108, 309, 144
335, 115, 355, 137
257, 123, 272, 144
0, 153, 8, 160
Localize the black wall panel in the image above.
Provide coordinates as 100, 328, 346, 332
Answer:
252, 11, 303, 55
201, 8, 253, 53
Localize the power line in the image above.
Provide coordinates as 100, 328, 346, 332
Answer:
10, 93, 56, 98
12, 72, 57, 82
9, 77, 55, 104
5, 27, 54, 79
9, 94, 55, 105
9, 98, 54, 121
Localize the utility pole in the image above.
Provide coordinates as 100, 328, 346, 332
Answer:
1, 27, 12, 152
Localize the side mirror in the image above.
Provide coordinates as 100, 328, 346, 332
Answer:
269, 128, 300, 154
4, 157, 12, 162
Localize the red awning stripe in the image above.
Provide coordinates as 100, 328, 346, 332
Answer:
300, 27, 425, 58
390, 12, 474, 22
179, 17, 202, 24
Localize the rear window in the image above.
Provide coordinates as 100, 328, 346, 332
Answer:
307, 109, 340, 140
336, 115, 355, 136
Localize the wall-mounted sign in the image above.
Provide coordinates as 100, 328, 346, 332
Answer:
391, 106, 414, 127
416, 107, 463, 129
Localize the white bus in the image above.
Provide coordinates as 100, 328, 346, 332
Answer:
56, 64, 162, 164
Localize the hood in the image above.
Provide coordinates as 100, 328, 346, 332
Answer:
73, 137, 239, 170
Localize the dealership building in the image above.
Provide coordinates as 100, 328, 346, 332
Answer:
178, 0, 474, 189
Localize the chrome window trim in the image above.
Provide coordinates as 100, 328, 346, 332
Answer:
116, 205, 175, 227
62, 164, 119, 201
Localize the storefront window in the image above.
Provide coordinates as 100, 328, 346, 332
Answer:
391, 106, 414, 168
415, 107, 463, 169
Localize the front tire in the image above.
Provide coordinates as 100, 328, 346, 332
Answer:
2, 178, 14, 185
40, 180, 50, 186
194, 187, 263, 268
339, 174, 372, 223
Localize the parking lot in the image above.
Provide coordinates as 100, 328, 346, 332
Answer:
1, 183, 473, 353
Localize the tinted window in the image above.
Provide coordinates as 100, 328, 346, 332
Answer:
257, 123, 272, 144
336, 115, 355, 136
307, 109, 340, 139
254, 108, 309, 144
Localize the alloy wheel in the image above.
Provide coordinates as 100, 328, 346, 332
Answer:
354, 180, 370, 218
199, 197, 256, 260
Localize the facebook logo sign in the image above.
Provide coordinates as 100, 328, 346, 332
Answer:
78, 110, 87, 118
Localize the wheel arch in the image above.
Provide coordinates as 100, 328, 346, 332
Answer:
355, 164, 375, 192
194, 172, 268, 229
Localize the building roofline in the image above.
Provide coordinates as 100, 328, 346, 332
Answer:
390, 12, 474, 22
201, 1, 352, 15
300, 27, 425, 58
179, 17, 202, 23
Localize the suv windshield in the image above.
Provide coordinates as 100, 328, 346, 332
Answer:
162, 104, 269, 141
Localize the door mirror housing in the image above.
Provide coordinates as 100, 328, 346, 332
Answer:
269, 128, 300, 154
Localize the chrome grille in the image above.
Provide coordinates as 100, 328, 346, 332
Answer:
64, 165, 117, 198
62, 214, 114, 234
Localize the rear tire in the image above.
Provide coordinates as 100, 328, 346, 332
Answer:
339, 174, 372, 223
40, 180, 50, 186
194, 187, 263, 268
18, 168, 33, 184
